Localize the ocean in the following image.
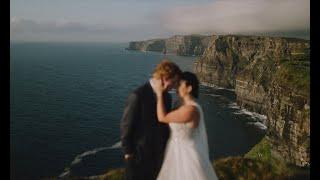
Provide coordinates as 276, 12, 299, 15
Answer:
10, 42, 266, 179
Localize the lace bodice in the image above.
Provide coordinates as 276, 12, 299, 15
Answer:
169, 122, 195, 141
168, 102, 204, 143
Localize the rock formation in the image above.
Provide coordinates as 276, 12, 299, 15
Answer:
128, 34, 310, 167
193, 35, 310, 167
127, 35, 211, 56
50, 34, 310, 179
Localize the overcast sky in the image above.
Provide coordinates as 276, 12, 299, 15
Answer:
10, 0, 310, 42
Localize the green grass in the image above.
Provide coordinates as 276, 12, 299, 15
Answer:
213, 156, 277, 180
244, 137, 288, 176
244, 137, 310, 179
102, 168, 125, 180
275, 59, 310, 96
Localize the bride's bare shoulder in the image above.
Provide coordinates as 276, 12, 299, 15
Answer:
179, 105, 200, 121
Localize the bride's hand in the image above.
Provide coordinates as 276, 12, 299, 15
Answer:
154, 79, 165, 97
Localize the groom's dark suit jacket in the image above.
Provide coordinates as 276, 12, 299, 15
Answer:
120, 81, 171, 180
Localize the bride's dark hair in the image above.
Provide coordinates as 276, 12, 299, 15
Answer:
181, 71, 199, 98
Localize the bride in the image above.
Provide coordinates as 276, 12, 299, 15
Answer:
153, 71, 218, 180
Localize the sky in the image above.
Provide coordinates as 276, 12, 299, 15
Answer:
10, 0, 310, 42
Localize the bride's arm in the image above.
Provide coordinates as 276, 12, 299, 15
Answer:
156, 93, 199, 124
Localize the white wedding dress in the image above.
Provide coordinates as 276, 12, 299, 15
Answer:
157, 102, 219, 180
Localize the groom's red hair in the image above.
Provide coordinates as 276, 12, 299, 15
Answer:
152, 59, 182, 79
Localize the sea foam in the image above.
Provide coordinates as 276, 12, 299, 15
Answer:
59, 141, 121, 178
228, 102, 268, 130
200, 82, 235, 92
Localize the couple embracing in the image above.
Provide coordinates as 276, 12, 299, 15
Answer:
120, 60, 218, 180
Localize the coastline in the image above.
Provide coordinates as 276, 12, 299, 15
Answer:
42, 35, 309, 179
55, 83, 274, 180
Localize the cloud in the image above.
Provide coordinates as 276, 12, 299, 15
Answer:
10, 18, 117, 34
10, 17, 172, 42
10, 18, 117, 42
160, 0, 310, 35
10, 0, 310, 42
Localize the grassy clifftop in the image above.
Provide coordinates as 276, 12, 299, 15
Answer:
212, 137, 309, 180
275, 58, 310, 96
45, 137, 309, 180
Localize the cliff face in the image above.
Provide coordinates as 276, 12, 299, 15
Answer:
127, 34, 310, 167
128, 39, 166, 52
194, 35, 308, 88
128, 35, 211, 56
265, 59, 310, 167
193, 35, 310, 167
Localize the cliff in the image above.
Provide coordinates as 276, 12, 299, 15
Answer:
49, 35, 310, 179
193, 35, 310, 167
127, 35, 211, 56
127, 34, 310, 167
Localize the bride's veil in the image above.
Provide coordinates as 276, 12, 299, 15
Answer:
196, 103, 211, 160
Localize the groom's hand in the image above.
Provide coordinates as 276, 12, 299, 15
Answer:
124, 153, 133, 161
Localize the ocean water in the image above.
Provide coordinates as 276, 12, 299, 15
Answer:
10, 42, 266, 179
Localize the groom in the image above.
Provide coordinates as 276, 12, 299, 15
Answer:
120, 60, 182, 180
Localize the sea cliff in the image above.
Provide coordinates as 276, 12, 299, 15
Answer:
128, 35, 310, 167
128, 33, 310, 170
193, 35, 310, 167
50, 34, 310, 179
127, 34, 211, 56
